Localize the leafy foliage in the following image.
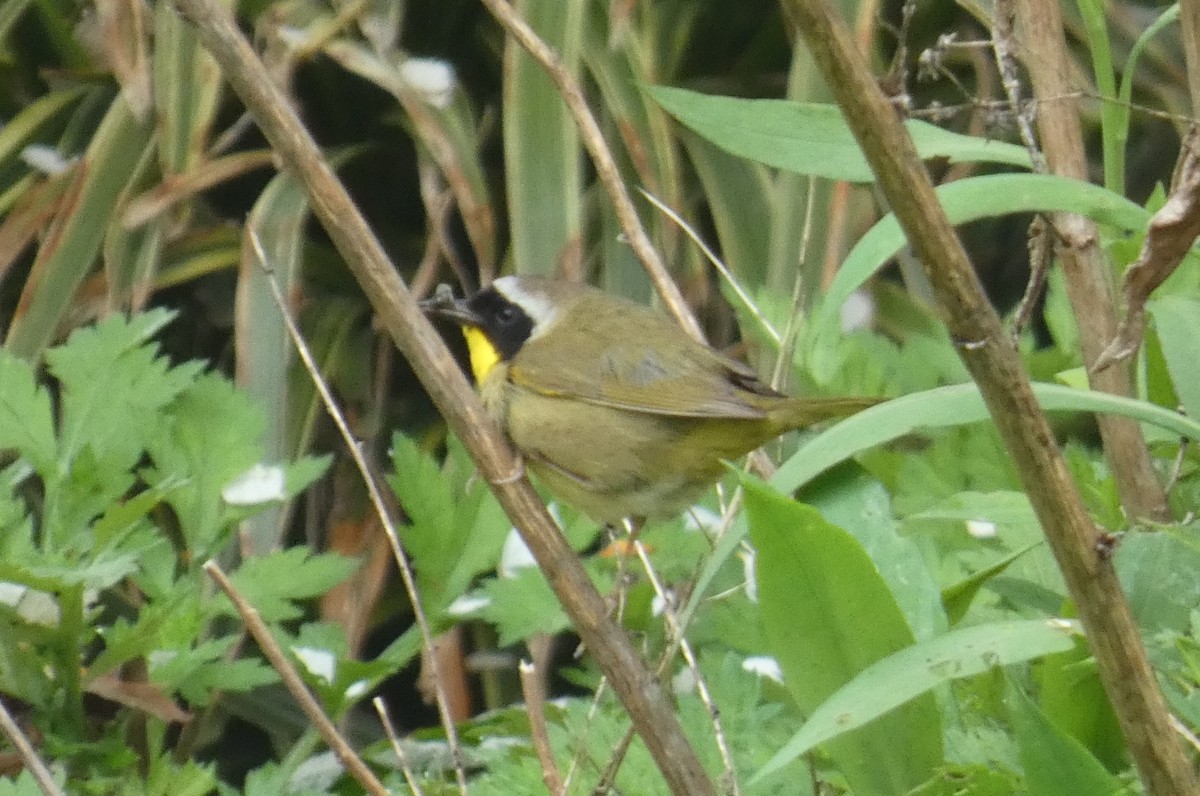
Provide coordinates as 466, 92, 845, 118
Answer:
2, 0, 1199, 792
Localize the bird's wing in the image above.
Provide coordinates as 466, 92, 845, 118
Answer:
508, 305, 772, 419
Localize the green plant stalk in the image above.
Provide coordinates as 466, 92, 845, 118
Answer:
780, 0, 1198, 791
1075, 0, 1123, 192
1115, 5, 1181, 194
58, 584, 86, 737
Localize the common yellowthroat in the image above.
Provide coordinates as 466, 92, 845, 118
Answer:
425, 276, 875, 524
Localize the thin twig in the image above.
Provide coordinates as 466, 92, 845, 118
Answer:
372, 696, 425, 796
203, 561, 389, 796
633, 539, 740, 795
0, 697, 62, 796
477, 0, 704, 343
519, 660, 565, 795
249, 233, 470, 793
772, 176, 819, 390
639, 188, 780, 345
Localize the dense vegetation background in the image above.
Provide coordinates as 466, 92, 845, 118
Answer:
0, 0, 1198, 793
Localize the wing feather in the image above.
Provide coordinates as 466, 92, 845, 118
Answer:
509, 300, 772, 419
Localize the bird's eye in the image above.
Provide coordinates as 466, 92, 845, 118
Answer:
495, 305, 517, 326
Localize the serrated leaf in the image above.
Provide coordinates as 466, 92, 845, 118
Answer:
0, 350, 56, 472
227, 547, 356, 622
389, 433, 509, 610
48, 309, 197, 473
146, 373, 266, 554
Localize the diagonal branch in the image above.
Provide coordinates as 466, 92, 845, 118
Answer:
169, 0, 715, 793
779, 0, 1198, 792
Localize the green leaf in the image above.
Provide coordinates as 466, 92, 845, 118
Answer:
0, 350, 56, 472
804, 467, 947, 640
743, 476, 942, 791
389, 434, 509, 611
478, 561, 611, 647
773, 382, 1200, 495
815, 173, 1149, 338
1116, 530, 1200, 634
649, 86, 1032, 183
145, 373, 266, 555
505, 0, 584, 274
5, 95, 155, 359
1008, 677, 1123, 796
759, 619, 1079, 779
941, 543, 1041, 625
1149, 296, 1200, 420
1037, 637, 1125, 772
48, 309, 196, 473
226, 547, 356, 622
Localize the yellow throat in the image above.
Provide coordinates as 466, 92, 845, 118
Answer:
463, 326, 502, 383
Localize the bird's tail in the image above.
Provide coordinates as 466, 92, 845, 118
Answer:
771, 396, 880, 431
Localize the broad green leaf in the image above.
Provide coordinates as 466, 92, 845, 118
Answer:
758, 619, 1079, 779
1009, 677, 1123, 796
649, 86, 1032, 183
683, 382, 1200, 640
1149, 296, 1200, 420
1116, 530, 1200, 634
773, 382, 1200, 495
1037, 637, 1125, 771
805, 467, 946, 640
744, 476, 942, 792
816, 174, 1149, 337
908, 491, 1039, 530
237, 168, 310, 555
505, 0, 583, 275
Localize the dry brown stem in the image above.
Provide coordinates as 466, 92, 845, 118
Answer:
1095, 127, 1200, 372
1013, 0, 1170, 522
781, 0, 1199, 791
203, 561, 390, 796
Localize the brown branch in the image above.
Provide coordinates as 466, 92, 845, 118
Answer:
1012, 0, 1170, 522
203, 561, 390, 796
0, 697, 63, 796
171, 1, 714, 793
518, 660, 564, 795
779, 0, 1199, 792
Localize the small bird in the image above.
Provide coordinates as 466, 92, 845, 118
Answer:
425, 276, 875, 524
